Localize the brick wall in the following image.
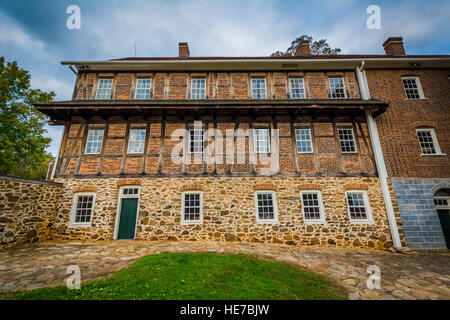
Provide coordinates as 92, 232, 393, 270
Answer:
366, 69, 450, 178
74, 71, 361, 100
55, 114, 376, 177
0, 177, 62, 247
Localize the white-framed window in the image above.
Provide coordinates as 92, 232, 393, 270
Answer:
290, 78, 306, 99
337, 128, 357, 153
295, 128, 313, 153
329, 77, 346, 98
416, 129, 442, 155
70, 193, 96, 227
253, 128, 270, 153
127, 129, 146, 154
345, 191, 372, 222
254, 191, 278, 223
300, 191, 325, 223
95, 79, 113, 99
251, 78, 267, 99
85, 129, 104, 154
189, 129, 204, 153
135, 78, 151, 99
181, 191, 203, 224
402, 77, 425, 100
191, 78, 206, 99
122, 187, 140, 196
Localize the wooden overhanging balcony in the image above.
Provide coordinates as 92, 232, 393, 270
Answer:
35, 99, 389, 124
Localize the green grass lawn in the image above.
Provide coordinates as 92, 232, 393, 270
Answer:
0, 253, 347, 300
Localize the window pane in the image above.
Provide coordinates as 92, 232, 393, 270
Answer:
402, 78, 421, 99
189, 129, 204, 153
191, 78, 206, 99
416, 130, 437, 154
183, 193, 202, 222
290, 78, 305, 99
96, 79, 113, 99
252, 78, 267, 99
253, 129, 270, 153
135, 79, 151, 99
329, 77, 346, 98
256, 193, 276, 220
128, 129, 146, 153
74, 195, 94, 223
85, 130, 104, 154
337, 128, 356, 153
347, 193, 368, 220
295, 128, 313, 153
302, 192, 322, 220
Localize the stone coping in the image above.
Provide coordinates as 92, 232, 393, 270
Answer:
0, 176, 63, 187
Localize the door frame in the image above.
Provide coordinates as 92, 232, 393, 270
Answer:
113, 186, 141, 240
433, 195, 450, 248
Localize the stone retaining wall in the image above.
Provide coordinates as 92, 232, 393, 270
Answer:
54, 177, 396, 249
0, 176, 62, 247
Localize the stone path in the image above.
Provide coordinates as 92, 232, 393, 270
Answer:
0, 241, 449, 300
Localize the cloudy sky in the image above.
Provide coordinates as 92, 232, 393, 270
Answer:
1, 0, 449, 155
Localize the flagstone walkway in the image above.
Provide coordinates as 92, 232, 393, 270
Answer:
0, 241, 449, 300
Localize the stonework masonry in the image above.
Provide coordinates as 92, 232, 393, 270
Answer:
51, 176, 401, 249
0, 177, 62, 247
390, 178, 450, 250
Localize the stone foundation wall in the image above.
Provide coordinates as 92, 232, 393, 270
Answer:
0, 177, 62, 247
54, 177, 394, 249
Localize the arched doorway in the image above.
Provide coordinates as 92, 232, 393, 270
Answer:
433, 188, 450, 249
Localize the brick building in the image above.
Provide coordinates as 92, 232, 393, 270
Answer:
34, 38, 449, 250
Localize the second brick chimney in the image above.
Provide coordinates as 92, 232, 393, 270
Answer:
295, 40, 311, 56
179, 42, 190, 57
383, 37, 406, 56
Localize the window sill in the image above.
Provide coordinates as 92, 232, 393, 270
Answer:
420, 153, 447, 156
127, 152, 145, 155
349, 219, 374, 224
181, 220, 203, 225
297, 151, 314, 154
304, 220, 326, 224
405, 98, 428, 101
69, 223, 92, 228
256, 220, 278, 224
341, 152, 358, 154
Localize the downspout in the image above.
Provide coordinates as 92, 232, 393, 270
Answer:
356, 61, 402, 248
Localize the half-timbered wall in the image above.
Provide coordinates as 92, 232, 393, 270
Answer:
74, 71, 361, 101
55, 113, 376, 178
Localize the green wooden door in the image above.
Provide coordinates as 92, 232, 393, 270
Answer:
117, 198, 138, 240
437, 209, 450, 249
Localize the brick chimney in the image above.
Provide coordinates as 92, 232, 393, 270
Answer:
179, 42, 190, 57
383, 37, 406, 56
295, 40, 311, 56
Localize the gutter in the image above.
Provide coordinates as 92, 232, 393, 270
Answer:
356, 61, 402, 248
61, 57, 450, 65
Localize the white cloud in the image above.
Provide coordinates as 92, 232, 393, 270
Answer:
84, 0, 299, 57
